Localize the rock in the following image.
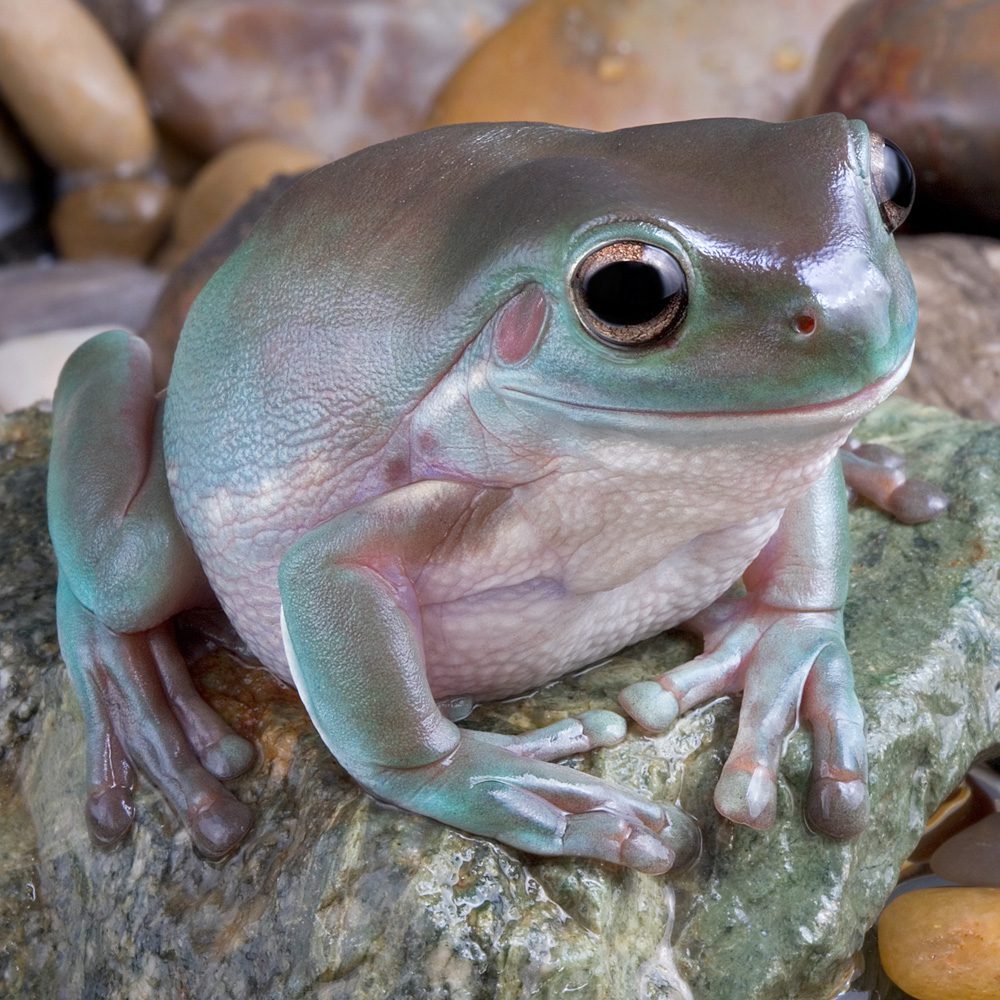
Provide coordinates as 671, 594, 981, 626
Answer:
79, 0, 178, 58
427, 0, 855, 131
0, 261, 165, 343
799, 0, 1000, 235
930, 814, 1000, 888
138, 0, 528, 160
142, 173, 301, 387
0, 0, 155, 173
0, 326, 107, 413
897, 235, 1000, 423
878, 888, 1000, 1000
51, 176, 175, 262
0, 399, 998, 998
166, 138, 323, 264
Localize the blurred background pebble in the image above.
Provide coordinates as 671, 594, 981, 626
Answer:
137, 0, 529, 159
427, 0, 857, 129
799, 0, 1000, 235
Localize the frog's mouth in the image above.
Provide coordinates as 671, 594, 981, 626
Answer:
502, 345, 913, 431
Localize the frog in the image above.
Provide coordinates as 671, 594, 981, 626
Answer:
47, 114, 946, 872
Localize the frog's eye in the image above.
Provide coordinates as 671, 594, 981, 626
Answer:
571, 241, 687, 348
870, 134, 915, 233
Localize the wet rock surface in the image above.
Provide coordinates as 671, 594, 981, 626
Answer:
1, 398, 998, 998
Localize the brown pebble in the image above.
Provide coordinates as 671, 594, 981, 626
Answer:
878, 888, 1000, 1000
428, 0, 855, 130
168, 139, 323, 261
799, 0, 1000, 233
139, 0, 526, 160
931, 813, 1000, 888
52, 176, 175, 262
0, 0, 155, 173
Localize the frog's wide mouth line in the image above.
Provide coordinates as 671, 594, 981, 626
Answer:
502, 345, 914, 427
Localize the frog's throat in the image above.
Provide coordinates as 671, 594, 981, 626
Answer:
502, 344, 913, 434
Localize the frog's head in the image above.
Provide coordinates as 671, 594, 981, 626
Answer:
462, 114, 916, 445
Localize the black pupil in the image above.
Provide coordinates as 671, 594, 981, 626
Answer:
583, 259, 676, 326
883, 139, 915, 211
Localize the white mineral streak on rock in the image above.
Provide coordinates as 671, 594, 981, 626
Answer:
638, 887, 695, 1000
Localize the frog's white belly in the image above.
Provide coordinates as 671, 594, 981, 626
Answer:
419, 508, 782, 701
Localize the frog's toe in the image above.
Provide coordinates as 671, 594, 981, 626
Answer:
201, 734, 257, 781
84, 727, 136, 847
561, 809, 695, 874
148, 630, 256, 781
618, 643, 744, 734
800, 644, 869, 839
618, 681, 680, 733
840, 446, 948, 524
886, 478, 949, 525
57, 578, 255, 857
87, 787, 136, 847
484, 765, 700, 873
188, 792, 255, 860
466, 709, 627, 762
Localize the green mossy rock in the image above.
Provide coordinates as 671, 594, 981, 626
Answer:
1, 399, 998, 999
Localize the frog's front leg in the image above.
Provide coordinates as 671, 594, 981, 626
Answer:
48, 331, 255, 856
279, 482, 700, 874
619, 460, 868, 839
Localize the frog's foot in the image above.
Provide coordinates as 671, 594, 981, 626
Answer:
369, 730, 699, 874
57, 576, 255, 857
840, 437, 948, 523
618, 599, 867, 839
467, 710, 627, 760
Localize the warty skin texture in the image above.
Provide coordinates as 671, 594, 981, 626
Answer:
49, 115, 922, 869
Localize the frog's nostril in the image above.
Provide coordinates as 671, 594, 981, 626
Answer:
794, 313, 817, 337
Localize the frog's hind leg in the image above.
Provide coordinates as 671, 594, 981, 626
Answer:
48, 330, 254, 857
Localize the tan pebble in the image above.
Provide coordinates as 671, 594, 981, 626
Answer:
169, 138, 324, 259
52, 176, 175, 261
428, 0, 857, 130
931, 813, 1000, 888
0, 0, 155, 172
878, 888, 1000, 1000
